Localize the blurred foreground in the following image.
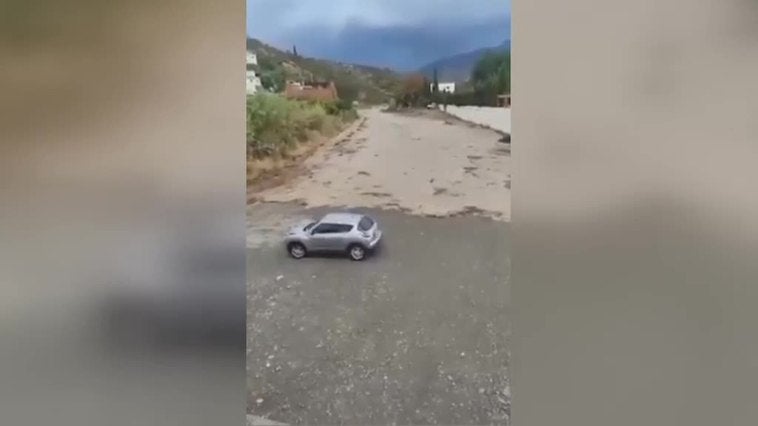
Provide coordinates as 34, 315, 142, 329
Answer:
0, 1, 245, 425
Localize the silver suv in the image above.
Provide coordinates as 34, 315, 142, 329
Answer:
284, 212, 382, 261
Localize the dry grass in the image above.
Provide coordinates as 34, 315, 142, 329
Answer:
246, 94, 359, 195
246, 118, 363, 199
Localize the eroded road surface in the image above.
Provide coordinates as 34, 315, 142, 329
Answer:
252, 108, 511, 221
247, 108, 511, 425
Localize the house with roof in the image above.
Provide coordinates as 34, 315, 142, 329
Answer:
283, 80, 339, 102
430, 82, 456, 94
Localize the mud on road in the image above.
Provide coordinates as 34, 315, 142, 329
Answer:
247, 108, 511, 425
251, 107, 511, 222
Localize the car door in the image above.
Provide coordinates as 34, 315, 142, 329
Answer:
309, 223, 336, 251
325, 224, 353, 251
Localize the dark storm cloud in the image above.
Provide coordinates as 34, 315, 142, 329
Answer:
247, 0, 510, 69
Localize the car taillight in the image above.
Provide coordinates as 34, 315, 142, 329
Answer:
360, 231, 371, 239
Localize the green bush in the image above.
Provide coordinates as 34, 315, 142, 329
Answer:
246, 93, 355, 158
472, 51, 510, 96
320, 101, 341, 116
339, 108, 359, 122
319, 99, 355, 116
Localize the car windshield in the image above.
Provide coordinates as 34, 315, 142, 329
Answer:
357, 216, 374, 231
304, 222, 316, 231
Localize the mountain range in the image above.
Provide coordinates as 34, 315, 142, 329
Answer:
419, 39, 510, 83
247, 37, 510, 102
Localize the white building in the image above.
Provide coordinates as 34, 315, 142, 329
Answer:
431, 82, 456, 94
246, 51, 263, 95
247, 71, 263, 95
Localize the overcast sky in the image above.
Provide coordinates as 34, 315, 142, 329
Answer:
246, 0, 511, 70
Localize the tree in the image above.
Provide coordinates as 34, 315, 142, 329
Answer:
471, 51, 510, 105
259, 68, 285, 92
398, 73, 427, 107
432, 68, 439, 95
334, 79, 361, 103
293, 45, 298, 57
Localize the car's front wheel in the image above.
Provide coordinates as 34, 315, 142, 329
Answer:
348, 244, 366, 261
288, 242, 307, 259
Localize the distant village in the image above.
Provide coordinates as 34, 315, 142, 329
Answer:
247, 50, 342, 102
246, 48, 509, 108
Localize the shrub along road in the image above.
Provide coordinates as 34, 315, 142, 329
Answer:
247, 107, 511, 425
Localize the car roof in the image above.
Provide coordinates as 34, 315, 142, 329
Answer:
319, 212, 366, 225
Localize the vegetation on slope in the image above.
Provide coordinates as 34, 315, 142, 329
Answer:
393, 51, 511, 108
418, 39, 511, 83
246, 93, 358, 186
247, 38, 402, 104
471, 52, 511, 96
246, 93, 356, 159
446, 51, 511, 106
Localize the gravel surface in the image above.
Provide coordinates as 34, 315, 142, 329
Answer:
248, 204, 510, 425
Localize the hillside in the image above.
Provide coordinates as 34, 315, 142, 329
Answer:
247, 38, 402, 104
419, 39, 511, 83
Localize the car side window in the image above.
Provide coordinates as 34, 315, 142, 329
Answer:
312, 223, 334, 234
335, 224, 353, 233
312, 223, 352, 234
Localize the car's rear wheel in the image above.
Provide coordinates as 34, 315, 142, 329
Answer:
288, 242, 307, 259
348, 244, 366, 261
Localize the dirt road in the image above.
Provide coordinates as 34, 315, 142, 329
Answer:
251, 107, 510, 223
247, 108, 511, 425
